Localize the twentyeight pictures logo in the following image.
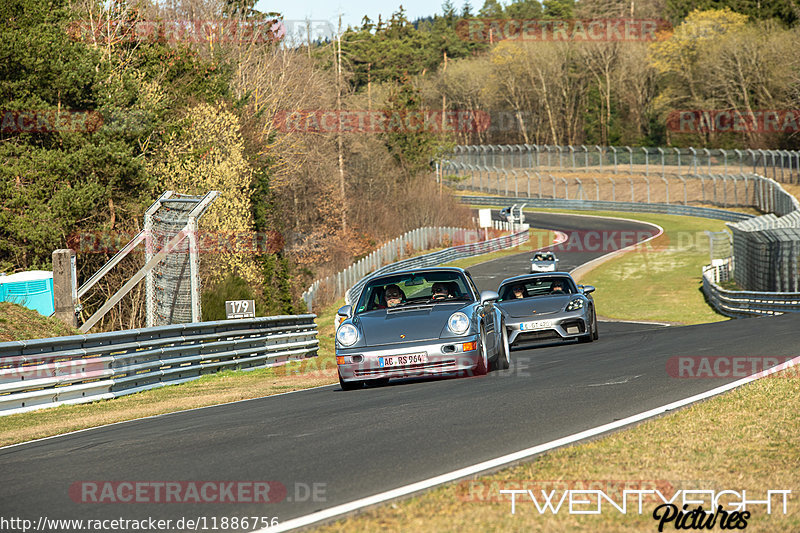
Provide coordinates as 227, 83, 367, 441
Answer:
456, 18, 671, 42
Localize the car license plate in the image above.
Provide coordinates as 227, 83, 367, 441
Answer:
379, 353, 428, 367
520, 320, 553, 331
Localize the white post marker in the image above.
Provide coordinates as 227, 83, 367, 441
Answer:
478, 208, 492, 241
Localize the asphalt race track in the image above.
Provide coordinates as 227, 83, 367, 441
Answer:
2, 211, 798, 531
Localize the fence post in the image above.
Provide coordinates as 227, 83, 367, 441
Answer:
626, 146, 633, 174
53, 248, 78, 328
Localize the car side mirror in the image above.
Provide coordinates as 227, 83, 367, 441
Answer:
335, 305, 352, 331
581, 285, 595, 294
480, 290, 499, 305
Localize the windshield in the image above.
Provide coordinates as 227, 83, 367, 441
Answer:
533, 253, 555, 262
355, 271, 474, 313
498, 276, 576, 301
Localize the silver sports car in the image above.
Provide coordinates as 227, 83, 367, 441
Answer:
335, 267, 510, 390
530, 251, 559, 273
496, 273, 598, 349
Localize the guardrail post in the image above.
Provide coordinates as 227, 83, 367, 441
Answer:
675, 147, 682, 176
595, 145, 603, 171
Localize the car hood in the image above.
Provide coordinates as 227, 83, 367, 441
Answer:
497, 295, 570, 318
356, 304, 470, 346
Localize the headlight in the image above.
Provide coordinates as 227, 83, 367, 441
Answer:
448, 312, 470, 335
336, 324, 359, 346
566, 298, 584, 312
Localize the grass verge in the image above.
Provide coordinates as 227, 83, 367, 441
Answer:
314, 368, 800, 532
567, 210, 731, 324
0, 302, 80, 342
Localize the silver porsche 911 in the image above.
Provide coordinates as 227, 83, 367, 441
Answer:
496, 273, 598, 349
335, 267, 510, 390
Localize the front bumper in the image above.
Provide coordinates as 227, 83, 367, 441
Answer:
530, 264, 556, 272
336, 336, 481, 382
506, 313, 589, 347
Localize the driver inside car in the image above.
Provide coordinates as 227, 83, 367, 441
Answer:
384, 284, 403, 308
430, 282, 450, 300
551, 279, 567, 294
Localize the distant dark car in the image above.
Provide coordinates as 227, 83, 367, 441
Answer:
499, 206, 512, 221
496, 273, 598, 349
334, 267, 509, 390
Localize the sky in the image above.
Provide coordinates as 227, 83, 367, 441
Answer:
256, 0, 454, 35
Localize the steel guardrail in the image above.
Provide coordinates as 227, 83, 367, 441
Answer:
457, 195, 754, 222
0, 315, 318, 416
702, 267, 800, 317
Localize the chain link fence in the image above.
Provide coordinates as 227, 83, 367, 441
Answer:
447, 144, 800, 184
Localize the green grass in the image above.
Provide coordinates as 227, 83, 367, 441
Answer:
0, 301, 80, 342
573, 211, 730, 324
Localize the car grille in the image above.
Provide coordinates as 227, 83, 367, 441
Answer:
354, 359, 457, 377
516, 330, 561, 343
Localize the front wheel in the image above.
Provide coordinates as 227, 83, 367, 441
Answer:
592, 308, 599, 340
339, 371, 363, 391
493, 322, 510, 370
365, 377, 390, 388
473, 326, 489, 376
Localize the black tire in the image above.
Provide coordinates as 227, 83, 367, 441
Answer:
592, 308, 599, 340
473, 326, 489, 376
339, 371, 363, 391
365, 377, 390, 388
493, 322, 510, 370
578, 309, 596, 343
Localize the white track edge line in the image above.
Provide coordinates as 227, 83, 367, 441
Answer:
264, 354, 800, 532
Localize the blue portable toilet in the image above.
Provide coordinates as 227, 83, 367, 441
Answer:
0, 271, 55, 316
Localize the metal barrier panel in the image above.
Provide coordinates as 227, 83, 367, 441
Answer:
0, 315, 318, 416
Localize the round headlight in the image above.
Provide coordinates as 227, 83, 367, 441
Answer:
336, 324, 359, 347
448, 312, 470, 335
